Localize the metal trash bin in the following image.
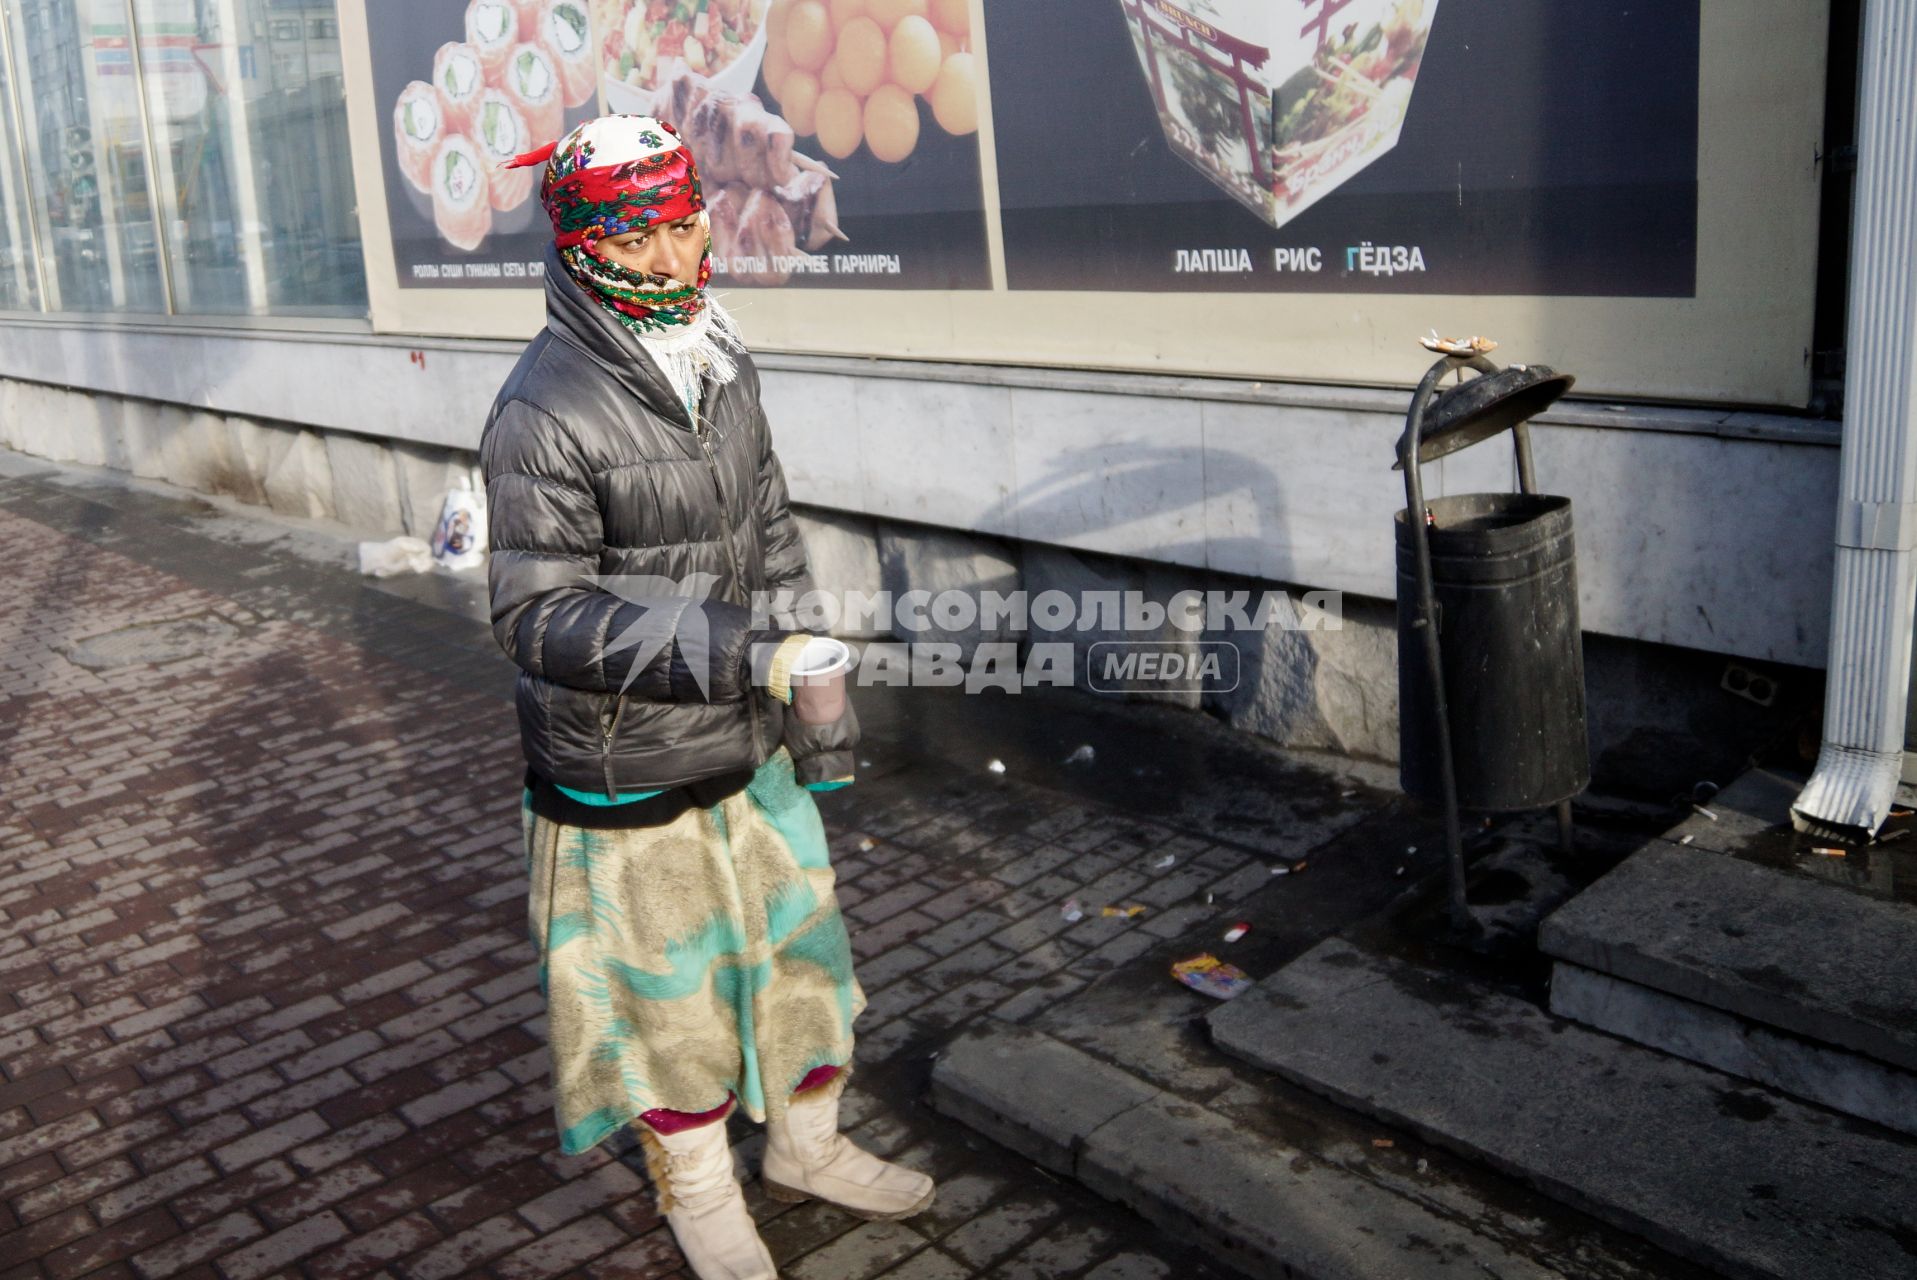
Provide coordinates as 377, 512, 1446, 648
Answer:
1396, 492, 1587, 812
1392, 350, 1590, 927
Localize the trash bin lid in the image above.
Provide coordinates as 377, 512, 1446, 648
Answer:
1394, 364, 1575, 468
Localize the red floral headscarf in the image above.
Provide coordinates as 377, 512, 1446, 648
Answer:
508, 115, 712, 334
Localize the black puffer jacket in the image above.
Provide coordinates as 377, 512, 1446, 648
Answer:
479, 245, 856, 796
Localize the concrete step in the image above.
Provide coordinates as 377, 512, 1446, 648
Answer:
1537, 828, 1917, 1134
1207, 937, 1917, 1280
1547, 961, 1917, 1139
930, 1023, 1697, 1280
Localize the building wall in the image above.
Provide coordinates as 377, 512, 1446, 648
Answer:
0, 364, 1821, 799
0, 319, 1842, 670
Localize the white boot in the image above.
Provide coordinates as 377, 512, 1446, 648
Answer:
762, 1079, 935, 1220
640, 1114, 778, 1280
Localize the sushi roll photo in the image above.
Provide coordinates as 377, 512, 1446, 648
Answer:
432, 132, 494, 251
503, 40, 565, 145
392, 80, 442, 194
385, 0, 607, 257
473, 88, 537, 213
509, 0, 546, 41
540, 0, 596, 109
465, 0, 520, 82
432, 41, 486, 137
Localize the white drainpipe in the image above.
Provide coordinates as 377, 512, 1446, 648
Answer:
1792, 0, 1917, 836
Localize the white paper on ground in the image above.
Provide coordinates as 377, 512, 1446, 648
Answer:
358, 536, 435, 577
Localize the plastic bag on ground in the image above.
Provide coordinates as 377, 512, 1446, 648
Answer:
431, 474, 488, 571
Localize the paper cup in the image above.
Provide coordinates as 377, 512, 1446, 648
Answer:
790, 636, 852, 725
791, 636, 852, 680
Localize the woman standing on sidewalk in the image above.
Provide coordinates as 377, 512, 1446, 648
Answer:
478, 115, 933, 1280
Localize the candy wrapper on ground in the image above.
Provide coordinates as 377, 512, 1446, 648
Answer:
1116, 0, 1438, 230
1173, 953, 1253, 1000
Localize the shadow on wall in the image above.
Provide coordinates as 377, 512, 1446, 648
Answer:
791, 434, 1821, 802
989, 433, 1400, 761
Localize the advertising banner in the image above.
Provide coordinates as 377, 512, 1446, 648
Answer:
344, 0, 1825, 405
987, 0, 1702, 296
367, 0, 991, 290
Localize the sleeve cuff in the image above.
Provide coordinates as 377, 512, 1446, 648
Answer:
766, 633, 814, 704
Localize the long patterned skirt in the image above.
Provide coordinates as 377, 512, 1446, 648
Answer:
521, 749, 865, 1155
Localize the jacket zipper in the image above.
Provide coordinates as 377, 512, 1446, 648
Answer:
601, 692, 626, 799
694, 410, 763, 760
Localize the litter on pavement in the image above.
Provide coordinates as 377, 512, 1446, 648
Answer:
1809, 846, 1847, 858
1065, 744, 1096, 765
357, 536, 435, 577
1222, 922, 1250, 943
986, 758, 1007, 774
1152, 854, 1177, 870
1061, 898, 1085, 922
1172, 954, 1253, 1000
856, 837, 876, 852
1102, 904, 1146, 918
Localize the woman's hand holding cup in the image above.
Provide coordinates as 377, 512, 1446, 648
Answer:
789, 637, 853, 725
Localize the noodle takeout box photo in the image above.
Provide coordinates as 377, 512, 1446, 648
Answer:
1118, 0, 1437, 231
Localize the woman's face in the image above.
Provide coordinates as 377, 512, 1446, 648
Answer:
592, 212, 706, 285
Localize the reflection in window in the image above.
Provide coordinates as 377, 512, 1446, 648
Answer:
0, 30, 41, 310
6, 0, 167, 312
132, 0, 365, 316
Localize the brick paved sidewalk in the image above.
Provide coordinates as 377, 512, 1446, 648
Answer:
0, 458, 1306, 1280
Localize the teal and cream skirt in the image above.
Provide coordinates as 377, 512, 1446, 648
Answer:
520, 749, 865, 1154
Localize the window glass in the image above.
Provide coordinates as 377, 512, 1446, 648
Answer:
131, 0, 365, 316
7, 0, 167, 312
0, 29, 42, 310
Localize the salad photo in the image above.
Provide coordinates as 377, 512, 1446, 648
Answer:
595, 0, 772, 98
